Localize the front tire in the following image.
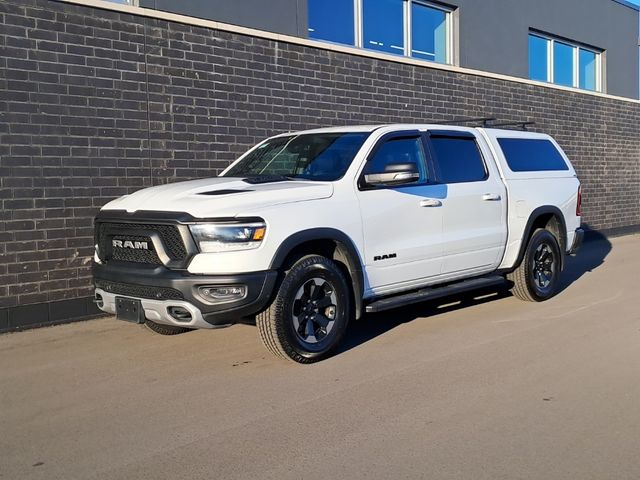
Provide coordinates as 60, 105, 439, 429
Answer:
257, 255, 351, 363
508, 228, 562, 302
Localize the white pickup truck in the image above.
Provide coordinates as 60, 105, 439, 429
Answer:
93, 124, 583, 363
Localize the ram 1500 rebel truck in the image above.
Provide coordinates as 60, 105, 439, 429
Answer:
93, 124, 583, 363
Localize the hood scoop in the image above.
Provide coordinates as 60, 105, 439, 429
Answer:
242, 175, 291, 184
198, 189, 254, 196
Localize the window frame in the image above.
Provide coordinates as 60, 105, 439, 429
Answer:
528, 31, 602, 92
357, 130, 437, 191
425, 130, 489, 184
310, 0, 454, 65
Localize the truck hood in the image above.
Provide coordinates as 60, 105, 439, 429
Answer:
101, 177, 334, 218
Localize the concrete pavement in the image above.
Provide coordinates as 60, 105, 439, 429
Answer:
1, 234, 639, 479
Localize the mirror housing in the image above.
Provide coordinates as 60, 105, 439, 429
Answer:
363, 163, 420, 187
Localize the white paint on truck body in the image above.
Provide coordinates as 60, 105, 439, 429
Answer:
100, 124, 581, 300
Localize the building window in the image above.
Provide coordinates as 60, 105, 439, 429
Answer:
553, 40, 574, 87
528, 34, 549, 82
579, 49, 597, 91
363, 0, 404, 55
308, 0, 355, 46
308, 0, 452, 64
411, 2, 448, 63
528, 32, 601, 92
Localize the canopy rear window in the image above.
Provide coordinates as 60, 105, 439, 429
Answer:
497, 138, 569, 172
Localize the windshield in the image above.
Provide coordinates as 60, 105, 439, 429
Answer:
223, 132, 370, 181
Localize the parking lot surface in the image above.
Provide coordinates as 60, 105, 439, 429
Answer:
1, 234, 639, 480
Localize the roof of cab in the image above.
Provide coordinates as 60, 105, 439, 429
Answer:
281, 124, 543, 136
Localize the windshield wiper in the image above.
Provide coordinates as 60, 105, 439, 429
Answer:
242, 174, 295, 184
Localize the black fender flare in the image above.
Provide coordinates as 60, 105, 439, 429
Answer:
511, 206, 567, 271
270, 228, 365, 319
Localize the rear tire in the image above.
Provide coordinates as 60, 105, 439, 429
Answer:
144, 319, 192, 335
508, 228, 561, 302
257, 255, 351, 363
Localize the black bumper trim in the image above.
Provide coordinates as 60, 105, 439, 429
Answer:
93, 262, 278, 326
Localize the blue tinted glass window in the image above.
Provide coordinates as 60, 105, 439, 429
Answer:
308, 0, 354, 46
411, 3, 447, 63
364, 137, 428, 183
497, 139, 569, 172
363, 0, 404, 55
579, 49, 597, 91
225, 133, 369, 181
553, 41, 574, 87
429, 136, 486, 183
528, 34, 549, 82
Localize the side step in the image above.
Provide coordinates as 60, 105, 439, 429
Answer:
365, 275, 506, 314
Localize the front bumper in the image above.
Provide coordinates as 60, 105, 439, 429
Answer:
568, 228, 584, 255
93, 262, 278, 328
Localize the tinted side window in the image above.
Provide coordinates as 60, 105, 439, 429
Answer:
363, 137, 429, 184
497, 138, 569, 172
429, 136, 487, 183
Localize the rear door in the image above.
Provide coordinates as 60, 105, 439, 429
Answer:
357, 131, 444, 296
426, 130, 507, 277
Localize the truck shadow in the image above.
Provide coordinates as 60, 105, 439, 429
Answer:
338, 229, 612, 356
557, 229, 611, 293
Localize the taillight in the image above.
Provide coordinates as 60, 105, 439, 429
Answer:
576, 185, 582, 216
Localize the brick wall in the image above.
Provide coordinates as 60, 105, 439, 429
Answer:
1, 0, 639, 329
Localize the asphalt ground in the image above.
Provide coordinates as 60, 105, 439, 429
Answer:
1, 234, 639, 480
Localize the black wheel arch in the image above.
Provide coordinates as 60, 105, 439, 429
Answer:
509, 206, 568, 273
270, 228, 365, 320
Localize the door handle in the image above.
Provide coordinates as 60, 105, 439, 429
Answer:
482, 193, 501, 201
419, 198, 442, 207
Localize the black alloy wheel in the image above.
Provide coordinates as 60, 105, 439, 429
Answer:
257, 255, 351, 363
508, 228, 562, 302
292, 277, 339, 346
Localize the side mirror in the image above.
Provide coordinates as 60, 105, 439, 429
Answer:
364, 163, 420, 187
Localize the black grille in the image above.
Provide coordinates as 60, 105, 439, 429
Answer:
96, 222, 187, 264
110, 235, 162, 264
95, 280, 184, 300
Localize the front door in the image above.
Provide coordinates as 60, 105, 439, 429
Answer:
357, 132, 444, 296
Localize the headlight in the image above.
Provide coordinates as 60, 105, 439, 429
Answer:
189, 223, 266, 253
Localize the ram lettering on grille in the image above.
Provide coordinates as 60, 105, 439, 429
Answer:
112, 239, 149, 250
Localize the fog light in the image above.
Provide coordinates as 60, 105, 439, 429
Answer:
198, 285, 247, 303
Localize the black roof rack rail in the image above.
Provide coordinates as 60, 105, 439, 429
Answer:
486, 121, 536, 131
433, 117, 497, 127
428, 118, 535, 130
